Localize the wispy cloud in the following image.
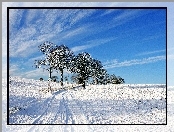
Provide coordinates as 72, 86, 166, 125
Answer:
142, 34, 165, 42
112, 9, 143, 26
8, 9, 148, 58
97, 9, 147, 32
71, 37, 116, 52
9, 9, 96, 58
104, 55, 166, 69
114, 10, 139, 21
9, 64, 20, 76
136, 49, 166, 56
100, 9, 120, 16
70, 9, 96, 25
9, 64, 18, 73
10, 37, 53, 57
61, 24, 93, 40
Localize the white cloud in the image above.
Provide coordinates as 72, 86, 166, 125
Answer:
22, 55, 45, 68
92, 9, 147, 33
142, 34, 165, 42
104, 55, 166, 69
71, 44, 95, 53
110, 9, 153, 29
10, 39, 39, 57
70, 9, 96, 25
30, 55, 45, 62
137, 49, 166, 56
61, 25, 91, 40
25, 9, 38, 24
113, 9, 142, 25
9, 9, 24, 30
8, 8, 149, 58
9, 64, 20, 76
114, 10, 139, 21
71, 37, 116, 52
9, 28, 56, 57
8, 9, 97, 58
100, 9, 120, 16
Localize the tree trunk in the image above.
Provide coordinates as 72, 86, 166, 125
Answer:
82, 80, 85, 89
48, 67, 52, 92
60, 68, 63, 86
48, 67, 51, 90
95, 78, 98, 85
49, 67, 52, 79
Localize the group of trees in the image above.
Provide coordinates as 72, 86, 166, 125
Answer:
34, 41, 125, 89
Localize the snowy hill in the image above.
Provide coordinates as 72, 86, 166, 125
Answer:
8, 77, 166, 124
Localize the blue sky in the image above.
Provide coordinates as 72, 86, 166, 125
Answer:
9, 8, 166, 84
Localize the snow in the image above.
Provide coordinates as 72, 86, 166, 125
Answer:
2, 77, 174, 131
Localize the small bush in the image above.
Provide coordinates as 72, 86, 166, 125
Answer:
39, 78, 44, 81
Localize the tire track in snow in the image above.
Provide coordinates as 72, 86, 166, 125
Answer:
31, 88, 90, 124
42, 90, 75, 124
56, 93, 75, 124
42, 88, 89, 124
49, 90, 75, 124
65, 92, 90, 124
32, 89, 75, 124
32, 94, 56, 124
31, 89, 65, 124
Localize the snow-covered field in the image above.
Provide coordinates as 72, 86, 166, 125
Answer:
7, 77, 166, 124
2, 77, 174, 132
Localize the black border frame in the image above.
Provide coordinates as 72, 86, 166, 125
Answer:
7, 7, 167, 125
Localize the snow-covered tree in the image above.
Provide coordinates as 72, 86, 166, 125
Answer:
117, 76, 125, 84
110, 74, 125, 84
91, 59, 104, 84
97, 68, 108, 84
70, 52, 93, 88
34, 41, 56, 78
48, 44, 74, 86
34, 41, 56, 90
102, 73, 111, 85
